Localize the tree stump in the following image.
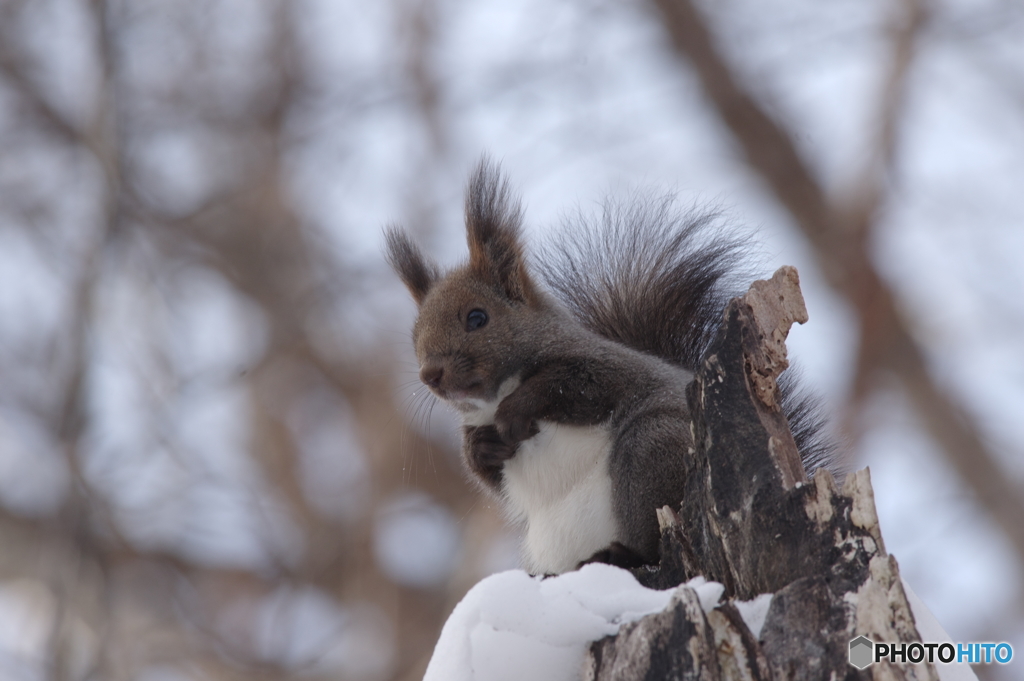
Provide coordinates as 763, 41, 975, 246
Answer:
585, 267, 937, 681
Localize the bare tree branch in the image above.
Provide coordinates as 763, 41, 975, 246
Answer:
650, 0, 1024, 569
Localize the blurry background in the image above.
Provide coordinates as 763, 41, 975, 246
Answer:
0, 0, 1021, 679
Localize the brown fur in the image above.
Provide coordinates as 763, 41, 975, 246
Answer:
384, 227, 438, 305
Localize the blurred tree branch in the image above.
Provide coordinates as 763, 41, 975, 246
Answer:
0, 0, 482, 678
651, 0, 1024, 568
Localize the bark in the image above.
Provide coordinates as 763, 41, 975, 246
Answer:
585, 267, 936, 681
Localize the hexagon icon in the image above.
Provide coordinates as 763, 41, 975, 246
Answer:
849, 636, 874, 669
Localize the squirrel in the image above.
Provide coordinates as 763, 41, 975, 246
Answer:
385, 160, 835, 575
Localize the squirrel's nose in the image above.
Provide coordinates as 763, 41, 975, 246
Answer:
420, 365, 444, 389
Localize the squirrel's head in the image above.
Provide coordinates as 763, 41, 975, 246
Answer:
385, 161, 545, 410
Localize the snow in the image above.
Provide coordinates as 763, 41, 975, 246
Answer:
734, 592, 774, 639
425, 566, 979, 681
685, 575, 727, 613
425, 565, 676, 681
424, 564, 732, 681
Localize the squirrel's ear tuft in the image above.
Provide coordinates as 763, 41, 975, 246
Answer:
385, 226, 438, 305
465, 158, 538, 304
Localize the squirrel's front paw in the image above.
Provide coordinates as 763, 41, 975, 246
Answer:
465, 425, 517, 482
494, 409, 540, 445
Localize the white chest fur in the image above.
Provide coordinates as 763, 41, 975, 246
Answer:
501, 421, 617, 574
456, 376, 618, 574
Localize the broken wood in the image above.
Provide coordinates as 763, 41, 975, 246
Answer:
585, 267, 937, 681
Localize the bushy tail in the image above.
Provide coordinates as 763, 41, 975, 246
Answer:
778, 371, 843, 477
536, 195, 747, 372
536, 194, 840, 476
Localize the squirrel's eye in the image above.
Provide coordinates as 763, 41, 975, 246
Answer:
466, 309, 488, 331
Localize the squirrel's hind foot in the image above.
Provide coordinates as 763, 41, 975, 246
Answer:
577, 541, 649, 571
